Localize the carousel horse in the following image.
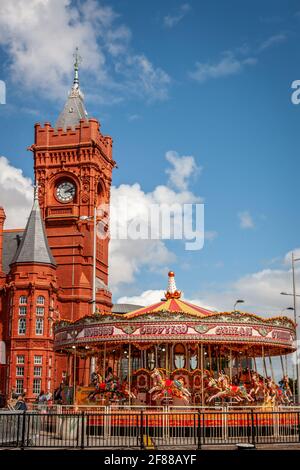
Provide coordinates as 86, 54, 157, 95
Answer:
200, 370, 222, 403
249, 372, 266, 401
207, 371, 254, 403
265, 377, 286, 406
149, 368, 191, 404
87, 371, 102, 400
88, 369, 129, 402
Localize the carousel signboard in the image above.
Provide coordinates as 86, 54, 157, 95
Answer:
54, 319, 295, 349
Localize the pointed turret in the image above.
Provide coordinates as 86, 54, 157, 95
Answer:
11, 185, 56, 266
55, 47, 88, 130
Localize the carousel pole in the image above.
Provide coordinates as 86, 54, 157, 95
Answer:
128, 343, 132, 405
103, 343, 107, 378
209, 345, 212, 374
229, 348, 232, 382
166, 344, 169, 376
253, 356, 257, 373
280, 355, 285, 377
268, 355, 275, 381
200, 343, 204, 406
262, 346, 268, 378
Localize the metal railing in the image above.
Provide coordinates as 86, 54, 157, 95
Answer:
1, 409, 300, 449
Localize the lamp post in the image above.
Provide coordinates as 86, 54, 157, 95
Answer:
72, 345, 76, 405
233, 299, 245, 311
280, 252, 300, 404
80, 207, 97, 314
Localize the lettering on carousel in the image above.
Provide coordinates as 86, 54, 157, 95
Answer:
215, 326, 253, 336
139, 325, 188, 335
271, 330, 292, 341
84, 326, 114, 338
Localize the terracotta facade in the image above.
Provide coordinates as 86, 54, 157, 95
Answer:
0, 75, 115, 400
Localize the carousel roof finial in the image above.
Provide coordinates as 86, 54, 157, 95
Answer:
165, 271, 181, 300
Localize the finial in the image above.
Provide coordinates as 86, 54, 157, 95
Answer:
165, 271, 181, 299
34, 182, 39, 202
73, 47, 82, 88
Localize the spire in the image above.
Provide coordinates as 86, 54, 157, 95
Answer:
55, 47, 88, 130
165, 271, 181, 299
11, 184, 56, 266
73, 47, 81, 89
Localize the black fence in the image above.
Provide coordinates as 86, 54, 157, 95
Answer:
0, 410, 300, 449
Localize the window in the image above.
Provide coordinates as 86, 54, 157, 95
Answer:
34, 356, 42, 365
17, 355, 25, 364
18, 318, 26, 335
16, 366, 24, 376
35, 318, 43, 335
19, 306, 27, 315
16, 379, 24, 394
174, 344, 186, 369
36, 307, 44, 316
33, 379, 41, 395
19, 296, 27, 305
37, 296, 45, 305
34, 366, 42, 377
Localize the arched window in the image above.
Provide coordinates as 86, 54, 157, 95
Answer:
19, 296, 27, 305
37, 296, 45, 305
174, 344, 186, 369
18, 318, 26, 335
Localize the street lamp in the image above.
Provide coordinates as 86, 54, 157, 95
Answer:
280, 292, 300, 298
281, 252, 300, 403
80, 209, 97, 314
72, 345, 76, 405
281, 307, 295, 315
233, 299, 245, 311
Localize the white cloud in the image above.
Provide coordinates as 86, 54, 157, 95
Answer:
109, 151, 202, 291
0, 0, 170, 103
118, 289, 165, 306
163, 3, 191, 29
0, 156, 33, 228
165, 150, 200, 191
114, 54, 171, 102
259, 33, 287, 51
189, 52, 257, 83
238, 210, 255, 229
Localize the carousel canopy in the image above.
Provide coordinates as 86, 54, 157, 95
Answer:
54, 271, 296, 356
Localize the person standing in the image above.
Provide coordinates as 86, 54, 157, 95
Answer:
14, 394, 27, 411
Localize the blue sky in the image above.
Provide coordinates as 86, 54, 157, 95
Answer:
0, 0, 300, 315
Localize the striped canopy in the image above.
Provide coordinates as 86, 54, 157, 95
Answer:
124, 298, 216, 319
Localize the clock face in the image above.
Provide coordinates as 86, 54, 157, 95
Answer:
56, 181, 75, 203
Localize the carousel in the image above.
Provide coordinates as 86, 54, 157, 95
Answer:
53, 272, 296, 407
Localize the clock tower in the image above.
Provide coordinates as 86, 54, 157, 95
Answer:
30, 51, 115, 321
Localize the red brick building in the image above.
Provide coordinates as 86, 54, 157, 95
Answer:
0, 57, 116, 400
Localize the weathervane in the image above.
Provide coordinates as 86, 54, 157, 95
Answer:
73, 47, 82, 88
